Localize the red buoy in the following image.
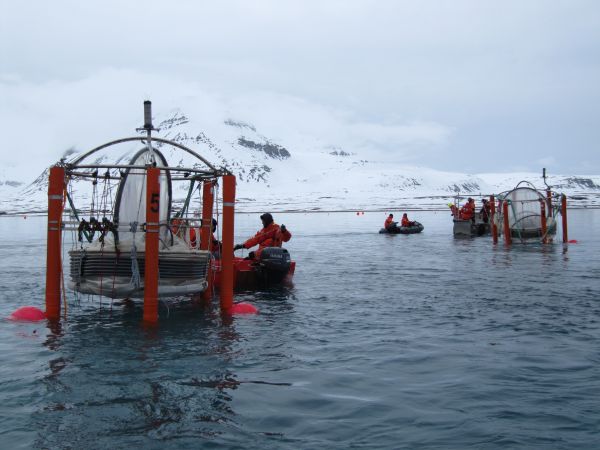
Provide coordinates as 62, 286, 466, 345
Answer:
9, 306, 46, 322
568, 239, 578, 244
231, 302, 258, 315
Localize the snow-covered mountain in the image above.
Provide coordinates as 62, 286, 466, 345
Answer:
1, 109, 599, 215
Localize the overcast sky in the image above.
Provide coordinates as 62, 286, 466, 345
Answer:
1, 0, 599, 177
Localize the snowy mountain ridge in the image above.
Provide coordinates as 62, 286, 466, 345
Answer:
1, 109, 599, 215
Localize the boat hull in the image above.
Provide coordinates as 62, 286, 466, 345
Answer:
213, 257, 296, 290
453, 219, 490, 237
379, 222, 424, 234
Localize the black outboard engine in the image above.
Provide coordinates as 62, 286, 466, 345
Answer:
258, 247, 291, 283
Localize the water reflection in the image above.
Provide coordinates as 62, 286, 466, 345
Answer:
2, 212, 599, 449
31, 298, 267, 447
43, 320, 64, 351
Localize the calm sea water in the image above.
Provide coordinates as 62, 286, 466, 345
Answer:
0, 210, 599, 449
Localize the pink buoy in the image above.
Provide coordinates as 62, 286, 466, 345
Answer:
231, 302, 258, 315
9, 306, 46, 322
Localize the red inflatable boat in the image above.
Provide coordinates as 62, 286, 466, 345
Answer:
212, 247, 295, 290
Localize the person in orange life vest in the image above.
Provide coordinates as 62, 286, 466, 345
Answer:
233, 213, 291, 259
384, 214, 395, 230
447, 202, 460, 217
460, 198, 475, 221
401, 213, 415, 227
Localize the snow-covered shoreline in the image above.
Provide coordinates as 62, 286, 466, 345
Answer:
1, 109, 598, 215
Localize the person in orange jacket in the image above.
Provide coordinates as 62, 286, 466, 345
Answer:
401, 213, 415, 227
384, 214, 395, 230
459, 198, 475, 221
234, 213, 291, 259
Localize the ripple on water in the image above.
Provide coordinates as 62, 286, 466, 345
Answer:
0, 212, 599, 449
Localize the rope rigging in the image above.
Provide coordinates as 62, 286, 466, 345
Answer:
129, 221, 141, 289
42, 100, 239, 324
60, 149, 222, 301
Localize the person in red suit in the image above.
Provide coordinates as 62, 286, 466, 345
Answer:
234, 213, 291, 259
401, 213, 415, 227
460, 198, 475, 221
384, 214, 395, 230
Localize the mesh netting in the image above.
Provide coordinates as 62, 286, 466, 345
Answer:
504, 187, 545, 231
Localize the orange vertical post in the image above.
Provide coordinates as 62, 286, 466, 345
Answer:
201, 180, 214, 301
540, 200, 548, 244
144, 167, 160, 323
502, 201, 512, 245
490, 195, 498, 244
220, 174, 235, 313
561, 194, 568, 242
200, 180, 214, 252
45, 166, 66, 320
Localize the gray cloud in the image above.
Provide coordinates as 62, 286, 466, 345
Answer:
1, 0, 599, 175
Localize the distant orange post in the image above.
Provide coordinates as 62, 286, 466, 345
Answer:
502, 201, 512, 245
490, 195, 498, 244
144, 168, 160, 323
561, 194, 568, 242
540, 200, 548, 244
220, 175, 236, 313
201, 179, 214, 301
45, 166, 66, 320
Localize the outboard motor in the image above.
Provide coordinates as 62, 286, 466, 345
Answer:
257, 247, 291, 284
259, 247, 291, 272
